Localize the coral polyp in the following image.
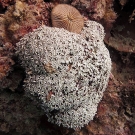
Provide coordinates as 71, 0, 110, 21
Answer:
51, 4, 84, 33
16, 20, 111, 129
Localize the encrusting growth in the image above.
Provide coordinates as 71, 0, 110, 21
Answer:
16, 20, 111, 129
51, 4, 84, 34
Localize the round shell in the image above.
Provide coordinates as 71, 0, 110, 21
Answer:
51, 4, 84, 34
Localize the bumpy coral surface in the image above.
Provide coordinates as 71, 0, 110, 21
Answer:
16, 20, 111, 129
0, 0, 135, 134
0, 0, 53, 43
71, 0, 117, 40
0, 0, 54, 86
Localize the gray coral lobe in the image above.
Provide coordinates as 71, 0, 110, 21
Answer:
16, 20, 111, 129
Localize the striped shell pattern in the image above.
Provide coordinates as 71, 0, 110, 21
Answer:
51, 4, 84, 34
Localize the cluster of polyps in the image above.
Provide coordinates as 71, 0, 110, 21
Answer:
16, 20, 111, 129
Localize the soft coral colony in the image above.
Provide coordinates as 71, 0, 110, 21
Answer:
1, 0, 112, 129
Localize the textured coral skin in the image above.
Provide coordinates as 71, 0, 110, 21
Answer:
16, 20, 111, 129
71, 0, 117, 24
0, 0, 54, 43
0, 0, 135, 135
51, 4, 84, 33
0, 0, 54, 84
0, 0, 116, 84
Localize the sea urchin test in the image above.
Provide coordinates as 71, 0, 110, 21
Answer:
16, 20, 111, 129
